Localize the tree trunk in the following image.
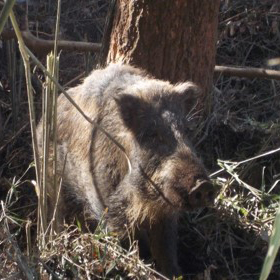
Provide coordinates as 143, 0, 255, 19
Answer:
103, 0, 220, 108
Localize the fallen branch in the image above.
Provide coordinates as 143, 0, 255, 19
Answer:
2, 26, 280, 82
1, 28, 101, 54
215, 65, 280, 81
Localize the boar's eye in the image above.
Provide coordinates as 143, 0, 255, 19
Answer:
144, 128, 166, 143
145, 128, 158, 139
145, 129, 167, 145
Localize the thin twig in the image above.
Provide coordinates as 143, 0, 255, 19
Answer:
0, 0, 16, 34
210, 147, 280, 178
1, 201, 35, 280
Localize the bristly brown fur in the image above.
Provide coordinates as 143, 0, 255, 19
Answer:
36, 63, 216, 278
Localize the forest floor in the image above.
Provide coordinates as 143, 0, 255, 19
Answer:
0, 0, 280, 279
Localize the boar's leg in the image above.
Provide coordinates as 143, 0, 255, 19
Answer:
149, 214, 181, 278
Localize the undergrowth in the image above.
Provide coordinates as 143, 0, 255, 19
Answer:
0, 0, 280, 279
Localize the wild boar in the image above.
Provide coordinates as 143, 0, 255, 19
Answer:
37, 63, 216, 278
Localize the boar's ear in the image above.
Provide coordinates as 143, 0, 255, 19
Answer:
114, 94, 143, 131
174, 82, 201, 113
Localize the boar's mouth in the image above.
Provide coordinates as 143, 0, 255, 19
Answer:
139, 166, 217, 212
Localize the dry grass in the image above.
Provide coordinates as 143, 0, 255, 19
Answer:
0, 189, 165, 279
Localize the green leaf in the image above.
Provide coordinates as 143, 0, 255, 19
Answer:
259, 203, 280, 280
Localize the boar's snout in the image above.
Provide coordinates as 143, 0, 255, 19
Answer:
188, 180, 216, 208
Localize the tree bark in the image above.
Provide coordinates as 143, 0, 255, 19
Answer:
104, 0, 220, 106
